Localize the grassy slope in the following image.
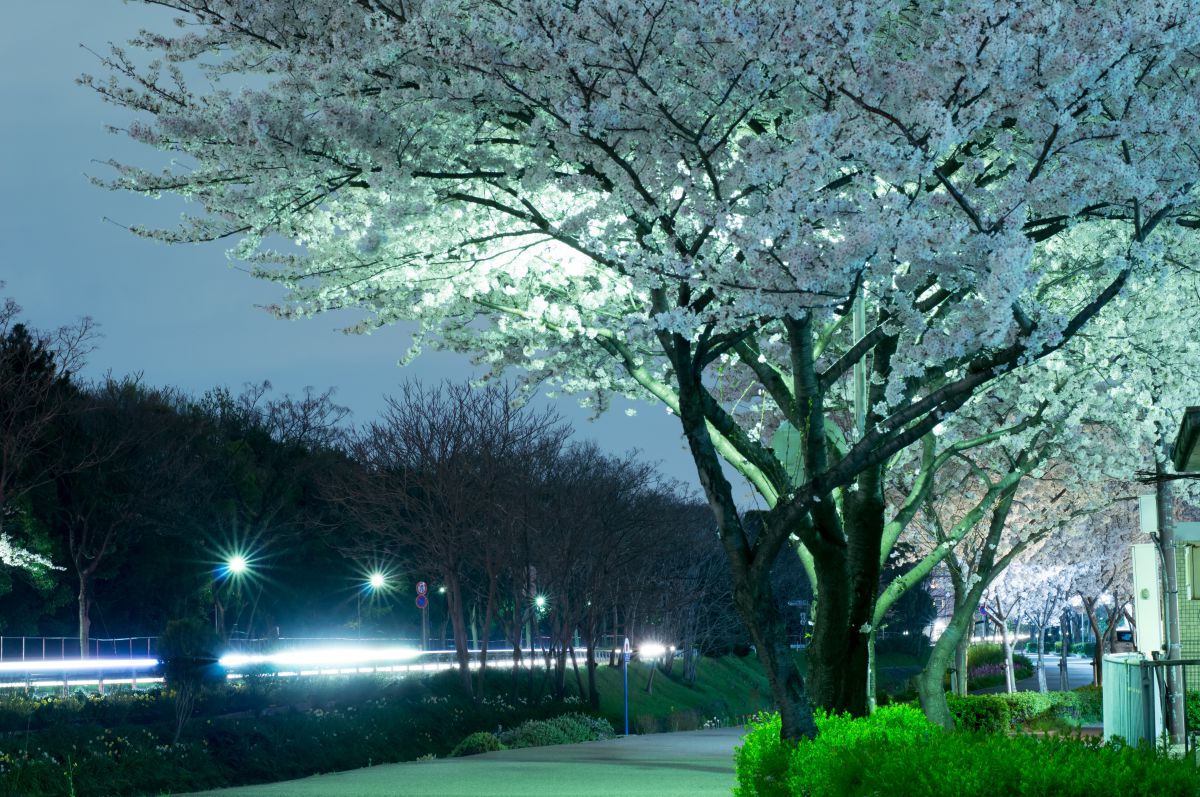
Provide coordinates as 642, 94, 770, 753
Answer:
585, 655, 773, 733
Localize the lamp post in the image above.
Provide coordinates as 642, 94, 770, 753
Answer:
358, 572, 387, 638
215, 552, 251, 641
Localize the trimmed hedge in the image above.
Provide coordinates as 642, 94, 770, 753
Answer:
947, 691, 1087, 732
450, 731, 506, 757
734, 708, 1200, 797
498, 713, 615, 749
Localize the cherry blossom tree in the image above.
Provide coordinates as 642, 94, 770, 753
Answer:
88, 0, 1200, 738
992, 558, 1076, 693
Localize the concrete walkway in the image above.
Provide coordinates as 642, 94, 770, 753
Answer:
180, 727, 747, 797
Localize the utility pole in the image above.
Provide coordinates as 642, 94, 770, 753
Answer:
1155, 458, 1186, 746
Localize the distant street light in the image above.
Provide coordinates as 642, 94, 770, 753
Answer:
358, 571, 389, 637
215, 551, 255, 641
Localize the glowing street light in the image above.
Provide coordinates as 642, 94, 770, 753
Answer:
227, 555, 248, 576
534, 594, 546, 610
358, 571, 390, 638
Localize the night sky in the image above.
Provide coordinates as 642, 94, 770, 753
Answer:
1, 1, 705, 490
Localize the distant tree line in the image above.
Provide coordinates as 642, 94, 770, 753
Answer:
0, 294, 812, 695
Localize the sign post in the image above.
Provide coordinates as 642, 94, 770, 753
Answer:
622, 637, 631, 736
416, 582, 429, 651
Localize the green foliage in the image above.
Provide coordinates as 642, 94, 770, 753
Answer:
736, 710, 1200, 797
498, 713, 614, 749
1074, 685, 1103, 724
961, 643, 1033, 689
450, 731, 506, 757
735, 706, 936, 797
946, 694, 1011, 733
945, 692, 1084, 733
589, 655, 772, 733
1187, 690, 1200, 733
0, 671, 597, 796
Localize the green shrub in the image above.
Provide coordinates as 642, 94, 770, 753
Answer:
735, 710, 1200, 797
450, 731, 506, 757
1187, 691, 1200, 733
946, 694, 1011, 733
499, 713, 614, 749
998, 692, 1054, 724
967, 643, 1006, 668
734, 706, 936, 797
1074, 685, 1103, 724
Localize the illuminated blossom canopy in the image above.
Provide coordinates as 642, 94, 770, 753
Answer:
88, 0, 1200, 736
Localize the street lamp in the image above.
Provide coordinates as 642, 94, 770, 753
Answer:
214, 551, 254, 641
358, 572, 388, 637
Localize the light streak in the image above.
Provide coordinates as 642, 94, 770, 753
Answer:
0, 658, 159, 674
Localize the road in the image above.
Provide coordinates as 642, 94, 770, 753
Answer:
180, 727, 747, 797
974, 654, 1096, 694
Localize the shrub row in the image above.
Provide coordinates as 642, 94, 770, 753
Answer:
451, 713, 615, 757
946, 688, 1102, 733
0, 674, 590, 796
734, 707, 1200, 797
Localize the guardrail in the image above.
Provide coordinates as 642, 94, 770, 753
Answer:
0, 637, 157, 661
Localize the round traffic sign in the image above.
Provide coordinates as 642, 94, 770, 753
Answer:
416, 594, 429, 609
416, 581, 428, 595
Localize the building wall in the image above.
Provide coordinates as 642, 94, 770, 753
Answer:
1176, 547, 1200, 658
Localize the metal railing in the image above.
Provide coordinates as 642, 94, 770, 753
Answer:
1103, 653, 1200, 755
0, 637, 157, 661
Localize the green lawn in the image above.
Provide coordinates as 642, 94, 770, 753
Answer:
589, 655, 773, 733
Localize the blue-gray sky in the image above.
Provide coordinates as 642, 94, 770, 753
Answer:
0, 1, 700, 488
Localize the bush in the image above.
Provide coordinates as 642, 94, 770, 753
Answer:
1074, 685, 1103, 724
947, 694, 1011, 733
963, 644, 1034, 689
735, 710, 1200, 797
735, 706, 936, 797
499, 713, 614, 749
450, 731, 505, 757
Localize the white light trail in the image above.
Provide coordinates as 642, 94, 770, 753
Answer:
219, 645, 422, 672
0, 658, 159, 674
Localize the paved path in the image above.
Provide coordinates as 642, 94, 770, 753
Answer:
974, 655, 1096, 694
180, 727, 747, 797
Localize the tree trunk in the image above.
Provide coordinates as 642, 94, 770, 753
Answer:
954, 635, 969, 696
1035, 624, 1047, 693
803, 483, 883, 721
866, 628, 877, 713
584, 609, 600, 708
78, 570, 93, 659
570, 645, 584, 698
1084, 599, 1103, 686
918, 607, 973, 731
1058, 611, 1071, 691
918, 563, 996, 729
999, 615, 1015, 693
475, 573, 498, 699
444, 572, 473, 697
731, 570, 817, 739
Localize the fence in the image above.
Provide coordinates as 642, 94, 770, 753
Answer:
0, 637, 157, 661
1103, 653, 1200, 755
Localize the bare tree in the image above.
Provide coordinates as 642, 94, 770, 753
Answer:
53, 378, 200, 655
332, 381, 565, 697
